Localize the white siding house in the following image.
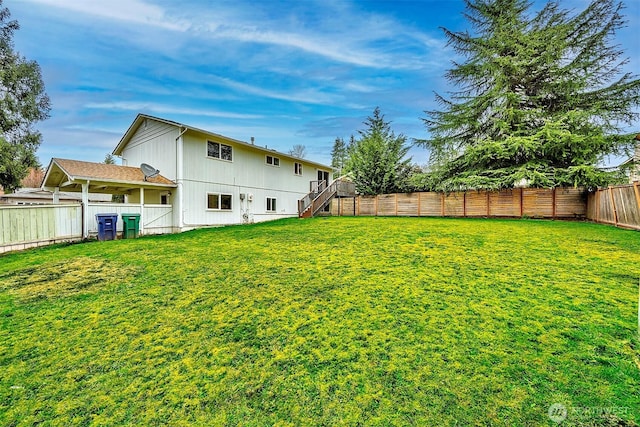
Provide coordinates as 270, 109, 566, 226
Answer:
113, 114, 333, 230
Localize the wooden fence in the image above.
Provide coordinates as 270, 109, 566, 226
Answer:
586, 183, 640, 230
331, 187, 587, 219
1, 203, 175, 254
0, 204, 83, 254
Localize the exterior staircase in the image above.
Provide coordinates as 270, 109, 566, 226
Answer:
298, 178, 355, 218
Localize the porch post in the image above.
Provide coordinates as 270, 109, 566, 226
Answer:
53, 187, 60, 204
140, 187, 145, 235
82, 181, 89, 239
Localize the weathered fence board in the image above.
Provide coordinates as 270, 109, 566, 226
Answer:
587, 183, 640, 230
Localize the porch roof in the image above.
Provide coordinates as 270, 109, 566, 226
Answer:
42, 158, 177, 194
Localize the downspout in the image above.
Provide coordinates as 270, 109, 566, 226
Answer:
175, 127, 187, 230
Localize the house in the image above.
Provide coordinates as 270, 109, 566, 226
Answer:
42, 114, 336, 236
110, 114, 335, 230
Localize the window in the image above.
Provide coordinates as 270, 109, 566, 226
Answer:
160, 194, 168, 205
266, 197, 277, 212
294, 162, 303, 176
266, 155, 280, 166
207, 193, 232, 210
207, 141, 233, 161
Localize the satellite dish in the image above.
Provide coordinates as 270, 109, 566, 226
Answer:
140, 163, 160, 181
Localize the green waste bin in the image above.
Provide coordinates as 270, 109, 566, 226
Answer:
121, 213, 141, 239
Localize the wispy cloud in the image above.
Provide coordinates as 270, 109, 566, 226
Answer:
22, 0, 439, 70
24, 0, 189, 31
208, 76, 343, 106
85, 102, 264, 120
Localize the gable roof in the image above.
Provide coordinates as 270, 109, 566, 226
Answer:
112, 113, 333, 170
42, 158, 176, 194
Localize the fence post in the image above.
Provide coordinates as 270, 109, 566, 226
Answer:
375, 195, 378, 216
463, 192, 467, 217
519, 188, 524, 217
395, 193, 398, 216
417, 192, 422, 217
633, 182, 640, 214
551, 188, 557, 219
595, 190, 600, 223
441, 193, 445, 216
608, 186, 618, 226
486, 191, 490, 217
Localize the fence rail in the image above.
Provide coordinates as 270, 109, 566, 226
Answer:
331, 187, 587, 219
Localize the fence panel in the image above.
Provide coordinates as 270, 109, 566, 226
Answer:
466, 191, 488, 216
444, 193, 464, 216
419, 193, 441, 216
397, 193, 419, 216
555, 187, 586, 217
587, 184, 640, 230
88, 203, 174, 235
144, 205, 174, 234
489, 190, 521, 217
0, 204, 82, 253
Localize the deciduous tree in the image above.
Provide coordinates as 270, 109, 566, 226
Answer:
0, 0, 50, 193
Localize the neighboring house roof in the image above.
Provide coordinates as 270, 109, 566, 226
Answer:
0, 188, 112, 203
42, 158, 177, 194
112, 113, 333, 170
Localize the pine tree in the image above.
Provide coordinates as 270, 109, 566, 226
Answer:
345, 107, 412, 195
330, 137, 347, 178
419, 0, 640, 191
0, 1, 50, 193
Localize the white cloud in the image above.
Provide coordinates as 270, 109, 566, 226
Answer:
21, 0, 189, 31
84, 102, 265, 120
208, 76, 342, 106
23, 0, 438, 70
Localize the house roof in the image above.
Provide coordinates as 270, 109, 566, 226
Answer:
42, 158, 177, 194
112, 113, 333, 170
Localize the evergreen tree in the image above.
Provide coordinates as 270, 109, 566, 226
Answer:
0, 1, 50, 193
419, 0, 640, 191
345, 107, 412, 195
330, 137, 347, 178
104, 153, 116, 165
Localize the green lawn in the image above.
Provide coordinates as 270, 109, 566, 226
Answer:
1, 217, 639, 426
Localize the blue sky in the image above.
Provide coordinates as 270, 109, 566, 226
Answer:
8, 0, 640, 168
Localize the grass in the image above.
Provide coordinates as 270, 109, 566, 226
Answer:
1, 217, 639, 426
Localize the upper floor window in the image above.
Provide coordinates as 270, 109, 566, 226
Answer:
294, 162, 303, 176
266, 155, 280, 166
207, 141, 233, 161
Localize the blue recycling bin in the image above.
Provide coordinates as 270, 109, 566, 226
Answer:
96, 213, 118, 241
